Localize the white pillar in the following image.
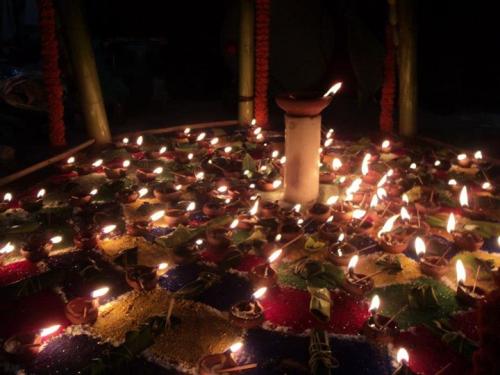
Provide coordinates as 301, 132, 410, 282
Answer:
284, 115, 321, 205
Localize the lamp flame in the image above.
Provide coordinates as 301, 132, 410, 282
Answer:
377, 215, 399, 238
210, 137, 219, 145
229, 342, 243, 353
447, 213, 456, 233
414, 236, 426, 256
332, 158, 342, 171
50, 235, 63, 244
324, 138, 333, 148
184, 128, 191, 135
275, 234, 282, 242
409, 162, 417, 170
402, 193, 409, 204
268, 249, 282, 263
272, 179, 282, 189
3, 192, 12, 202
326, 216, 334, 223
352, 209, 366, 220
136, 136, 143, 146
186, 202, 196, 211
457, 153, 467, 161
293, 204, 301, 213
474, 150, 483, 160
361, 153, 371, 176
369, 294, 380, 312
224, 146, 232, 153
122, 160, 131, 168
217, 185, 228, 193
400, 207, 411, 221
159, 146, 167, 154
253, 127, 262, 135
271, 150, 279, 158
459, 186, 469, 207
249, 199, 259, 215
102, 224, 116, 234
0, 242, 15, 254
482, 182, 492, 190
229, 219, 239, 229
40, 324, 61, 338
397, 348, 409, 364
250, 118, 257, 126
188, 153, 194, 160
153, 167, 163, 174
280, 156, 286, 164
456, 259, 466, 284
448, 179, 457, 186
322, 82, 342, 97
370, 195, 379, 208
138, 187, 148, 197
37, 189, 46, 199
346, 178, 362, 195
150, 210, 165, 222
377, 188, 387, 200
253, 286, 267, 299
381, 140, 391, 150
67, 156, 75, 164
91, 287, 109, 299
122, 137, 129, 144
377, 173, 388, 187
92, 159, 103, 168
327, 195, 339, 205
348, 255, 359, 270
195, 171, 205, 180
196, 132, 206, 141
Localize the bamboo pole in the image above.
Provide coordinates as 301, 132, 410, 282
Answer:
60, 0, 111, 144
398, 0, 417, 137
238, 0, 255, 126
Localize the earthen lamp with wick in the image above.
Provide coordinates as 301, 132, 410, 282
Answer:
342, 255, 374, 296
0, 241, 15, 264
249, 249, 283, 288
450, 188, 484, 250
455, 259, 485, 307
19, 188, 46, 212
361, 294, 399, 345
198, 341, 257, 375
414, 236, 448, 278
0, 192, 13, 213
361, 153, 381, 186
275, 82, 342, 206
65, 286, 110, 325
377, 215, 409, 254
21, 233, 61, 263
3, 324, 61, 359
237, 198, 260, 230
230, 287, 267, 329
392, 348, 419, 375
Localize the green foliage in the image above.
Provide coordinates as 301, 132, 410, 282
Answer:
277, 261, 344, 290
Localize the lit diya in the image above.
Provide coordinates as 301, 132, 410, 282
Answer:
58, 156, 77, 173
259, 200, 279, 218
65, 287, 109, 325
327, 234, 360, 267
104, 160, 130, 179
198, 342, 256, 375
202, 200, 226, 218
249, 249, 282, 288
308, 202, 331, 222
125, 265, 159, 291
3, 324, 61, 359
360, 153, 381, 185
414, 236, 448, 278
318, 216, 341, 241
20, 233, 59, 262
342, 255, 374, 296
70, 188, 97, 207
361, 295, 399, 345
455, 259, 485, 307
126, 220, 150, 237
137, 166, 163, 183
452, 229, 484, 252
229, 287, 267, 328
279, 217, 304, 242
116, 186, 146, 204
377, 215, 410, 254
146, 145, 168, 159
19, 188, 45, 212
153, 181, 182, 202
392, 348, 419, 375
256, 178, 282, 192
0, 192, 13, 213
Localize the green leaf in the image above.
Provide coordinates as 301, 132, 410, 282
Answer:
404, 185, 422, 202
304, 236, 326, 252
241, 153, 256, 172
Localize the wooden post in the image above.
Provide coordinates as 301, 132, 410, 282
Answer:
60, 0, 111, 144
398, 0, 417, 137
238, 0, 255, 126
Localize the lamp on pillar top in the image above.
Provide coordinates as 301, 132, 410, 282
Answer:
276, 82, 342, 205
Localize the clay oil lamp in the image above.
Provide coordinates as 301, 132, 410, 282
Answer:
392, 348, 419, 375
58, 156, 77, 173
199, 341, 256, 375
414, 236, 448, 278
379, 139, 393, 153
3, 324, 61, 359
259, 200, 280, 218
257, 177, 282, 192
163, 201, 196, 226
344, 209, 374, 236
104, 160, 130, 179
448, 205, 483, 251
153, 181, 182, 203
19, 188, 45, 212
361, 153, 381, 186
319, 215, 342, 241
377, 215, 410, 254
458, 185, 485, 221
136, 166, 163, 183
237, 199, 259, 230
174, 171, 198, 185
432, 159, 451, 172
328, 234, 361, 267
455, 259, 485, 307
176, 127, 192, 143
308, 202, 331, 222
0, 241, 15, 264
342, 255, 374, 296
0, 192, 13, 213
65, 286, 109, 325
279, 217, 304, 242
210, 184, 234, 201
126, 219, 150, 237
126, 265, 159, 291
116, 186, 145, 204
114, 136, 130, 149
330, 199, 353, 223
70, 188, 97, 207
229, 287, 267, 328
447, 178, 462, 193
125, 135, 143, 153
456, 153, 472, 168
202, 199, 226, 218
146, 145, 168, 160
20, 233, 58, 262
249, 249, 282, 288
361, 295, 399, 345
99, 224, 121, 241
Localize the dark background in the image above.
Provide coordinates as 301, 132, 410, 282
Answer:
1, 0, 500, 175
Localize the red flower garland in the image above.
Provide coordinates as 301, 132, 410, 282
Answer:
379, 25, 396, 133
38, 0, 66, 146
254, 0, 270, 128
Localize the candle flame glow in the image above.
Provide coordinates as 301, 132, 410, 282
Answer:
188, 153, 194, 160
280, 156, 287, 164
322, 82, 342, 97
434, 160, 441, 167
122, 160, 131, 168
397, 348, 409, 364
122, 137, 129, 144
229, 341, 243, 353
456, 259, 466, 284
414, 236, 426, 256
91, 286, 109, 299
352, 209, 366, 220
293, 204, 301, 213
0, 242, 15, 254
136, 136, 143, 146
346, 178, 362, 195
331, 158, 342, 171
457, 153, 467, 161
402, 193, 409, 204
250, 118, 257, 126
195, 171, 205, 180
67, 156, 75, 164
217, 185, 228, 193
377, 173, 388, 187
326, 195, 339, 205
224, 146, 232, 153
348, 254, 359, 270
482, 182, 492, 190
376, 188, 387, 200
92, 159, 103, 168
409, 162, 417, 170
229, 219, 239, 229
271, 150, 279, 158
361, 153, 371, 176
268, 249, 283, 263
474, 150, 483, 160
210, 137, 219, 145
249, 199, 259, 215
3, 192, 12, 202
184, 128, 191, 135
50, 235, 63, 244
102, 224, 116, 234
159, 146, 167, 154
326, 216, 334, 223
459, 186, 469, 207
447, 213, 456, 233
153, 167, 163, 174
324, 138, 333, 148
196, 132, 206, 141
370, 195, 379, 208
138, 187, 148, 197
377, 215, 399, 238
400, 206, 411, 221
381, 140, 390, 150
448, 179, 457, 186
275, 234, 282, 242
150, 210, 165, 222
369, 294, 380, 312
40, 324, 61, 338
253, 127, 262, 135
186, 202, 196, 211
253, 286, 267, 299
37, 188, 46, 198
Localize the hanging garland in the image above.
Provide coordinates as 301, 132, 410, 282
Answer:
38, 0, 66, 146
254, 0, 270, 128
